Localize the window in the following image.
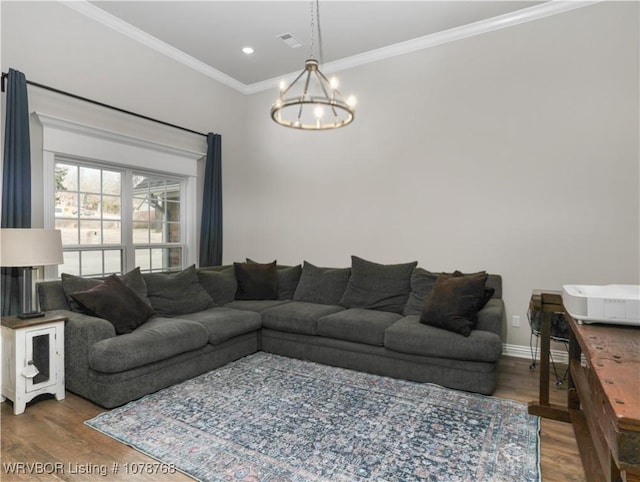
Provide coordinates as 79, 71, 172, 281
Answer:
38, 112, 203, 279
55, 158, 184, 276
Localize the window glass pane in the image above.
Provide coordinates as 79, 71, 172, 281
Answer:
79, 166, 101, 193
103, 195, 121, 219
56, 219, 79, 245
80, 220, 102, 245
104, 250, 122, 274
81, 250, 104, 277
135, 248, 151, 272
167, 247, 182, 270
76, 194, 99, 217
60, 251, 80, 275
151, 248, 163, 271
56, 163, 77, 191
103, 221, 121, 244
102, 170, 121, 195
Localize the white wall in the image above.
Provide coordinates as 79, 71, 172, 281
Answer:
2, 2, 638, 351
238, 2, 639, 349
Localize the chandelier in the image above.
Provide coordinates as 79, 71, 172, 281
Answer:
271, 1, 356, 130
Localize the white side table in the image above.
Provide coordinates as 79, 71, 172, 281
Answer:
1, 314, 66, 415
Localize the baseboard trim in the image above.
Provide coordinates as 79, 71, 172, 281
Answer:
502, 343, 568, 364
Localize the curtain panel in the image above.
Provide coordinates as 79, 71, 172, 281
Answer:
199, 133, 222, 267
1, 68, 32, 316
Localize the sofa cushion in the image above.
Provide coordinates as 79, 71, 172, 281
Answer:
179, 307, 262, 346
385, 315, 502, 362
88, 317, 209, 373
61, 267, 149, 313
293, 261, 351, 305
317, 308, 402, 346
262, 301, 344, 336
340, 256, 417, 314
234, 261, 279, 300
420, 272, 488, 336
197, 266, 237, 305
145, 265, 214, 316
403, 268, 439, 316
70, 275, 156, 334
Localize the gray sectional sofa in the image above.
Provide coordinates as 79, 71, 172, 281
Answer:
37, 257, 505, 408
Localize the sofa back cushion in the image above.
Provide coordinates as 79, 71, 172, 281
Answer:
339, 256, 417, 314
144, 265, 214, 316
293, 261, 351, 305
197, 266, 237, 305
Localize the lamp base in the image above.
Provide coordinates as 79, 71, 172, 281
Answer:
17, 311, 46, 320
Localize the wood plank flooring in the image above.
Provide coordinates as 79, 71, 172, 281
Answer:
1, 355, 585, 481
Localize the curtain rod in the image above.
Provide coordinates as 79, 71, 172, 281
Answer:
1, 72, 209, 138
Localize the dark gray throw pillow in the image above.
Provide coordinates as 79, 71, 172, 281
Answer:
276, 265, 302, 300
234, 261, 279, 300
420, 272, 489, 336
145, 265, 214, 316
339, 256, 417, 314
403, 268, 439, 316
245, 259, 302, 300
61, 267, 150, 313
293, 261, 351, 305
197, 266, 237, 305
70, 275, 156, 334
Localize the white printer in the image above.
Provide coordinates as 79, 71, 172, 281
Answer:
562, 284, 640, 326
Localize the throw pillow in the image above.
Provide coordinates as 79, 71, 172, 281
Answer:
145, 265, 214, 316
70, 275, 156, 334
245, 259, 302, 300
420, 272, 489, 336
234, 261, 279, 300
275, 265, 302, 300
293, 261, 351, 305
197, 266, 238, 305
450, 270, 495, 311
403, 268, 439, 316
339, 256, 417, 314
61, 267, 150, 313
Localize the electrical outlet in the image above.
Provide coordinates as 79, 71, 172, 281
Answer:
511, 315, 521, 327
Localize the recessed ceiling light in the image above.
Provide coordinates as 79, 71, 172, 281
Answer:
242, 46, 254, 55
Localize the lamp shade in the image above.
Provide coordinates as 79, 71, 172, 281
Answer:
0, 229, 63, 267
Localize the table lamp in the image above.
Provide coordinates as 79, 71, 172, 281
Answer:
1, 228, 63, 319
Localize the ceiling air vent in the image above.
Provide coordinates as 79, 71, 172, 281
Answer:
276, 33, 303, 49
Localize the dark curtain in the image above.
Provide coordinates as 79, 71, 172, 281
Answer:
1, 68, 31, 316
199, 133, 222, 267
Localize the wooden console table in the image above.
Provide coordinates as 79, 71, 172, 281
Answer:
566, 312, 640, 482
528, 290, 640, 482
527, 290, 571, 422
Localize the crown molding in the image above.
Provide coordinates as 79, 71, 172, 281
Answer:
62, 0, 600, 96
61, 1, 249, 94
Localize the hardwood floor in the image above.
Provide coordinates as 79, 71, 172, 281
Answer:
1, 356, 585, 481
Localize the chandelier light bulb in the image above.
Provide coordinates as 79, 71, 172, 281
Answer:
347, 96, 357, 107
329, 77, 339, 89
314, 106, 324, 118
279, 80, 287, 92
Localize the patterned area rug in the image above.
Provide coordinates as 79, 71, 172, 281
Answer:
86, 353, 540, 481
